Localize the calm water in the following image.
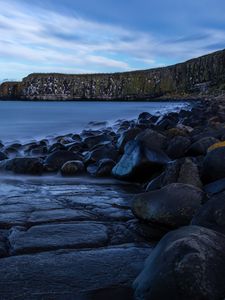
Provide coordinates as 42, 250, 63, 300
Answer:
0, 100, 190, 143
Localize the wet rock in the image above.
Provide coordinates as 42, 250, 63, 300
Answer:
138, 112, 152, 120
9, 222, 109, 254
45, 150, 82, 171
117, 128, 142, 153
0, 151, 7, 161
61, 160, 84, 176
133, 183, 203, 228
146, 158, 202, 191
135, 129, 167, 151
48, 142, 66, 153
0, 245, 150, 299
87, 159, 116, 177
0, 157, 44, 175
187, 136, 219, 156
202, 146, 225, 183
83, 134, 113, 150
166, 136, 191, 159
112, 140, 170, 182
84, 146, 118, 165
192, 191, 225, 234
133, 225, 225, 300
204, 178, 225, 195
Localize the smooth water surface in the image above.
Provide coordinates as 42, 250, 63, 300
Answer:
0, 100, 190, 143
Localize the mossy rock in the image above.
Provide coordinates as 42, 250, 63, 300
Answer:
208, 141, 225, 152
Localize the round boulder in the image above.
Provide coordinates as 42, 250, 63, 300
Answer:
45, 150, 82, 171
0, 157, 44, 175
61, 160, 84, 176
202, 146, 225, 183
192, 191, 225, 234
133, 225, 225, 300
133, 183, 204, 228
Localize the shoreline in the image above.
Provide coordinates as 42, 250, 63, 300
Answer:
1, 95, 225, 298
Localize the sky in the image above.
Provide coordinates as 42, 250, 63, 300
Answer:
0, 0, 225, 81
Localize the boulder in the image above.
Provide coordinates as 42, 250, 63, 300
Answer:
83, 134, 113, 150
84, 145, 118, 165
135, 129, 167, 151
146, 158, 202, 191
45, 150, 82, 171
0, 151, 7, 161
192, 191, 225, 234
187, 136, 219, 156
166, 136, 191, 159
133, 183, 203, 228
133, 225, 225, 300
112, 140, 170, 182
117, 128, 142, 153
208, 141, 225, 152
87, 159, 116, 177
202, 146, 225, 183
61, 160, 85, 176
0, 157, 44, 175
204, 178, 225, 195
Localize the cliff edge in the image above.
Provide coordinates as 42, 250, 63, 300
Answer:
1, 48, 225, 100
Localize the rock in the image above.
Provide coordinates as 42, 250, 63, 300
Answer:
0, 157, 44, 175
208, 141, 225, 152
45, 150, 82, 171
192, 191, 225, 234
87, 159, 116, 177
204, 178, 225, 195
0, 245, 149, 299
48, 142, 66, 153
135, 129, 167, 151
187, 136, 219, 156
117, 128, 142, 153
202, 146, 225, 183
9, 222, 109, 254
61, 160, 84, 176
83, 134, 113, 150
112, 140, 170, 182
133, 225, 225, 300
84, 146, 118, 165
146, 158, 202, 191
133, 183, 203, 228
138, 112, 152, 120
166, 136, 191, 159
0, 151, 7, 161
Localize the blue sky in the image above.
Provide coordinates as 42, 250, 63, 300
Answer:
0, 0, 225, 81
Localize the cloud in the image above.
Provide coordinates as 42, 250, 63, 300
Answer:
0, 0, 225, 81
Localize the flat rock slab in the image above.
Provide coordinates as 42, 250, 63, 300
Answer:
28, 208, 94, 225
0, 245, 150, 300
9, 222, 109, 254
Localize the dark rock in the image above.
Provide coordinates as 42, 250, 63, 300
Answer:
133, 183, 203, 228
135, 129, 167, 151
84, 146, 118, 165
117, 128, 142, 153
45, 150, 82, 171
0, 151, 7, 161
146, 158, 202, 191
202, 146, 225, 183
87, 159, 116, 177
112, 140, 170, 182
187, 136, 219, 156
138, 112, 152, 120
0, 157, 44, 175
204, 178, 225, 195
192, 191, 225, 234
133, 225, 225, 300
61, 160, 85, 176
0, 245, 149, 299
9, 222, 109, 254
48, 142, 66, 153
166, 136, 191, 159
83, 134, 113, 149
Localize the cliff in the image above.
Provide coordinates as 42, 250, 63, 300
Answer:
1, 48, 225, 100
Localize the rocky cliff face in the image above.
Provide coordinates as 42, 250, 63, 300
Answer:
1, 49, 225, 100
